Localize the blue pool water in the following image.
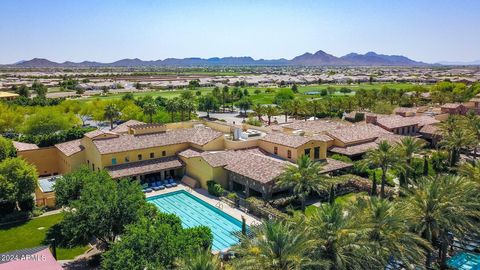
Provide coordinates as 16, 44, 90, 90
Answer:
147, 190, 243, 251
448, 252, 480, 270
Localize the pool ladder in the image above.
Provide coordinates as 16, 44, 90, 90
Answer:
216, 202, 224, 209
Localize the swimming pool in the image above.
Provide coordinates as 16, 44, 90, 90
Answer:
448, 252, 480, 270
147, 190, 243, 251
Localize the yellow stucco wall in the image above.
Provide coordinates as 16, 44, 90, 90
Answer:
180, 156, 228, 189
224, 138, 259, 150
101, 143, 189, 167
258, 139, 328, 161
17, 147, 60, 177
35, 187, 56, 208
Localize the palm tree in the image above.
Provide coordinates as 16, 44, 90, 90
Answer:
396, 137, 425, 187
305, 204, 382, 270
459, 159, 480, 184
289, 98, 304, 119
307, 99, 322, 120
251, 104, 265, 121
165, 98, 178, 122
264, 105, 280, 125
363, 141, 403, 198
222, 86, 229, 112
142, 102, 157, 123
402, 176, 480, 269
185, 99, 196, 120
177, 99, 189, 121
279, 100, 292, 123
233, 219, 314, 270
277, 155, 327, 211
440, 127, 476, 167
177, 248, 221, 270
104, 104, 120, 129
359, 198, 431, 268
465, 111, 480, 159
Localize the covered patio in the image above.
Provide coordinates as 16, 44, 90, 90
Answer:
106, 156, 184, 183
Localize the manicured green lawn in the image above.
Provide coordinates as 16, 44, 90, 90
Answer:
0, 213, 89, 260
82, 82, 430, 104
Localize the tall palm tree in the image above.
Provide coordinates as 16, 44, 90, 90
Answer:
185, 99, 196, 120
396, 137, 425, 187
177, 248, 222, 270
264, 105, 280, 125
279, 100, 292, 123
142, 102, 157, 123
165, 98, 178, 122
305, 204, 382, 270
289, 98, 304, 119
233, 219, 314, 270
307, 99, 322, 120
251, 104, 265, 121
459, 160, 480, 184
359, 198, 431, 269
402, 176, 480, 269
440, 127, 476, 167
465, 111, 480, 159
277, 155, 327, 211
104, 103, 120, 129
177, 99, 190, 121
362, 141, 403, 198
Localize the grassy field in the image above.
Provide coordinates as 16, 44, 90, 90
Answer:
0, 213, 89, 260
81, 82, 425, 104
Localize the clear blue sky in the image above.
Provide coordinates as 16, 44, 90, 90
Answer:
0, 0, 479, 64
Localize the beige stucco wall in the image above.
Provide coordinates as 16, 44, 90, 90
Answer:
224, 138, 259, 150
258, 139, 328, 162
100, 143, 189, 167
17, 147, 60, 177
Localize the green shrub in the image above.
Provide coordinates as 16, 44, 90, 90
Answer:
330, 154, 352, 163
246, 117, 262, 127
206, 181, 224, 197
245, 197, 288, 219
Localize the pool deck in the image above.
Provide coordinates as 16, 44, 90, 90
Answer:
145, 184, 261, 226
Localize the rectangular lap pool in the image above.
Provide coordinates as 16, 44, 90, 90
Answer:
147, 190, 243, 251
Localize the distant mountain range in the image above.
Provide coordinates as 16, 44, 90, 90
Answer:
5, 50, 431, 67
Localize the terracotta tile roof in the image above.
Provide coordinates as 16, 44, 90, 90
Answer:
441, 103, 464, 109
178, 148, 232, 167
375, 115, 439, 129
282, 119, 350, 134
110, 120, 144, 133
12, 141, 39, 151
320, 158, 353, 173
394, 107, 418, 113
93, 127, 223, 154
55, 139, 83, 156
329, 142, 379, 156
106, 156, 184, 179
470, 98, 480, 102
326, 124, 390, 144
260, 133, 333, 148
375, 115, 419, 129
84, 129, 118, 139
419, 124, 440, 135
224, 151, 289, 184
376, 134, 406, 144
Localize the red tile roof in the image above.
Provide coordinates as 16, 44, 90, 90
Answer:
55, 139, 84, 156
282, 119, 349, 134
12, 141, 39, 151
106, 156, 184, 179
326, 124, 390, 144
329, 142, 379, 156
260, 133, 333, 148
110, 120, 144, 133
93, 127, 223, 154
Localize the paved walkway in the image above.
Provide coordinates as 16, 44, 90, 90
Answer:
145, 184, 260, 226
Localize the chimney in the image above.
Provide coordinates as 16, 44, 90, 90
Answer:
365, 115, 377, 124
